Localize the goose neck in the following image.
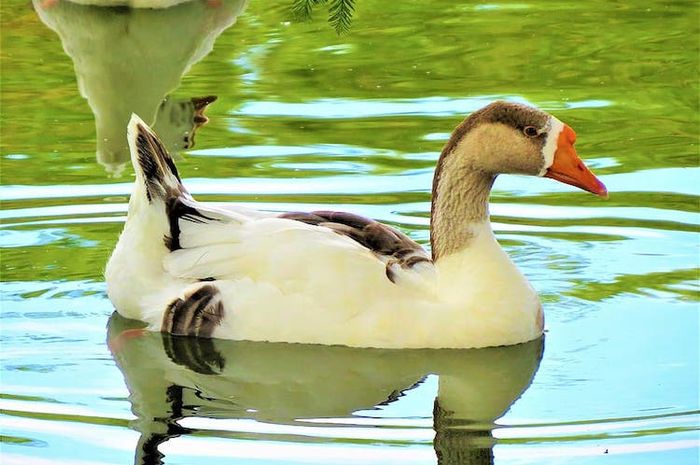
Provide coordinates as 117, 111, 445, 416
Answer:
430, 163, 496, 260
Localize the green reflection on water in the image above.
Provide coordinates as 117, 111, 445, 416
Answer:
0, 0, 698, 464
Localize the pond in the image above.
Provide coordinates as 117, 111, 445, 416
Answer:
1, 0, 698, 464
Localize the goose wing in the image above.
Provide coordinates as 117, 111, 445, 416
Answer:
162, 200, 435, 290
278, 210, 432, 283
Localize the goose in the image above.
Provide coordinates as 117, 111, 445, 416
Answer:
106, 101, 607, 349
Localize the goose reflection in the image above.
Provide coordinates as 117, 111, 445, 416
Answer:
108, 313, 543, 465
33, 0, 247, 174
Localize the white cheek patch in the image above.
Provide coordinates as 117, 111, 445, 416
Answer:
538, 116, 564, 176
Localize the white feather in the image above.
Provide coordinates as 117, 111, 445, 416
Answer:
538, 116, 564, 176
108, 195, 541, 348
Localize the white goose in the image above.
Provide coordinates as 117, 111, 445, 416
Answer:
106, 101, 607, 349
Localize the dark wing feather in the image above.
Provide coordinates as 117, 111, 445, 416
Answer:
162, 284, 224, 338
279, 210, 432, 283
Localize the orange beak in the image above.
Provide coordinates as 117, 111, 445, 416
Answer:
544, 125, 608, 198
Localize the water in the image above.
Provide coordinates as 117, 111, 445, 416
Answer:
1, 0, 698, 463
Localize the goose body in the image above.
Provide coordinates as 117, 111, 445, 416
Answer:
106, 102, 607, 349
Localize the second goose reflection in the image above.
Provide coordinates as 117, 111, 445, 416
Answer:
109, 314, 543, 465
34, 0, 247, 174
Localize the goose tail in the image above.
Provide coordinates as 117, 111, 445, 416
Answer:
127, 113, 186, 204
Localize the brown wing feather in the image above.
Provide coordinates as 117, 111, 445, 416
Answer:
278, 210, 432, 283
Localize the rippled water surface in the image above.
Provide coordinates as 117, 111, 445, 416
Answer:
1, 0, 699, 464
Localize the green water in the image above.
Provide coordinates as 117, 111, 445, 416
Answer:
1, 0, 698, 464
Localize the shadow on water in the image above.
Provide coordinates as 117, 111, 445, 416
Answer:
108, 313, 544, 465
33, 0, 248, 175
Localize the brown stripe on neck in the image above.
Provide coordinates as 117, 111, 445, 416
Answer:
430, 108, 492, 258
430, 101, 547, 258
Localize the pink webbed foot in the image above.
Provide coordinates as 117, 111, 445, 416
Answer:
108, 328, 148, 354
40, 0, 59, 9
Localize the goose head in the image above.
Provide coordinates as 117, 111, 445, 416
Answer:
437, 101, 607, 193
431, 101, 607, 258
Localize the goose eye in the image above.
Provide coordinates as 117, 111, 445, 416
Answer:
523, 126, 538, 137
